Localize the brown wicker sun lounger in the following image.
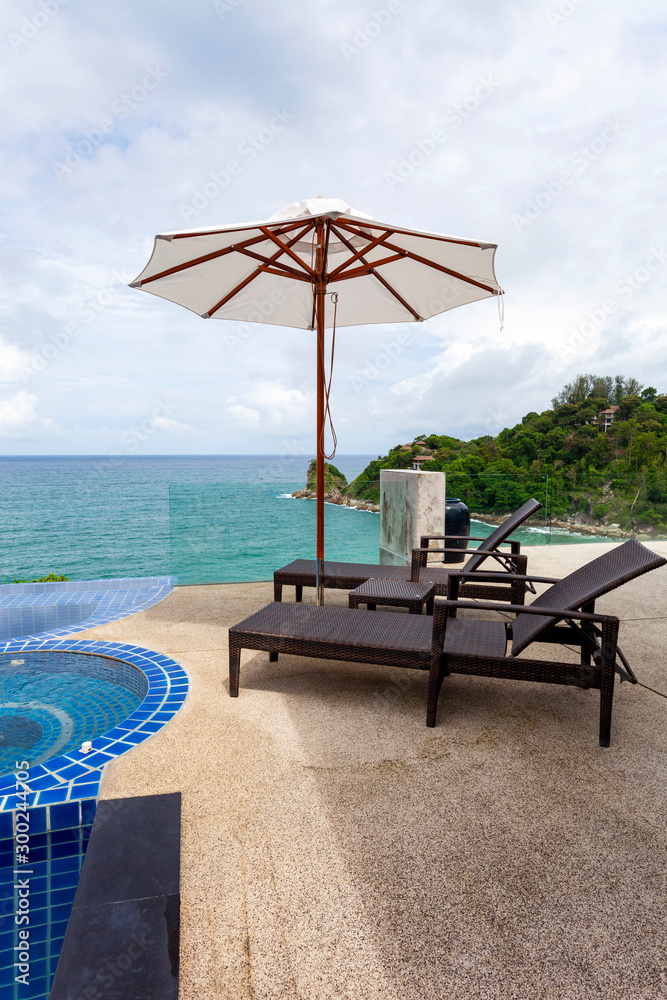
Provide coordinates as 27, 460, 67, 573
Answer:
428, 538, 667, 745
273, 497, 543, 605
230, 539, 666, 746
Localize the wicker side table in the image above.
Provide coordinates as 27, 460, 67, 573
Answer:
348, 578, 435, 615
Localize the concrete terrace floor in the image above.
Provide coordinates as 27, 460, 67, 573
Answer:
78, 542, 667, 1000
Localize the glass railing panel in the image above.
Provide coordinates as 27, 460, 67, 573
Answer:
168, 481, 382, 584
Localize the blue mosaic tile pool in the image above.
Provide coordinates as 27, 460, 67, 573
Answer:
0, 576, 175, 645
0, 798, 95, 1000
0, 652, 150, 776
0, 637, 188, 998
0, 639, 188, 811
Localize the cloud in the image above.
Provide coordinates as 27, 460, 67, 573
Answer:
0, 391, 38, 434
227, 381, 310, 438
0, 0, 665, 453
0, 339, 33, 381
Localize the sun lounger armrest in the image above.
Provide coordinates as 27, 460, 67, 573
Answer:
411, 547, 524, 581
448, 571, 560, 585
420, 535, 521, 554
434, 600, 619, 624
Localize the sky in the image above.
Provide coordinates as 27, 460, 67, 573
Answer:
0, 0, 665, 457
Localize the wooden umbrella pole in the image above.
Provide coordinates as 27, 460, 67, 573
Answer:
315, 221, 326, 605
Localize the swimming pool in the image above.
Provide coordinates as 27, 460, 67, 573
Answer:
0, 638, 188, 998
0, 651, 150, 777
0, 576, 175, 644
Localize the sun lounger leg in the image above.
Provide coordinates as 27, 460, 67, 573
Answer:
229, 640, 241, 697
598, 620, 617, 747
269, 651, 278, 661
295, 585, 303, 602
274, 581, 283, 601
427, 658, 445, 727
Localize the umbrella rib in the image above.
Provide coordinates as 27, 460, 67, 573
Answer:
328, 229, 397, 279
234, 247, 313, 281
259, 226, 316, 277
330, 224, 422, 322
138, 223, 315, 286
379, 239, 499, 295
204, 224, 315, 317
170, 219, 310, 240
259, 265, 311, 283
328, 253, 405, 281
136, 234, 271, 286
206, 270, 263, 317
334, 217, 487, 249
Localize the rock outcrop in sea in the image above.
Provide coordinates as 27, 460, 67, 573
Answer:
292, 460, 380, 512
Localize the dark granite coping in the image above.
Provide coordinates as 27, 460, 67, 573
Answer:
50, 792, 181, 1000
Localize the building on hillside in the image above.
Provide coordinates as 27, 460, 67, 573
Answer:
596, 406, 620, 432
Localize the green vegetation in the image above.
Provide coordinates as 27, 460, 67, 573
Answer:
346, 374, 667, 534
305, 459, 348, 492
10, 573, 70, 584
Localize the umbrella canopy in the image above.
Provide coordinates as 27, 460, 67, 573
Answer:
131, 197, 503, 602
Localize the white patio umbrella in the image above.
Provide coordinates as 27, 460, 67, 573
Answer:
131, 197, 503, 604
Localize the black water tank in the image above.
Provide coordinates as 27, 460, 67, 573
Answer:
444, 497, 470, 563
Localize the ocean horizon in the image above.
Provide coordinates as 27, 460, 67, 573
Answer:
0, 454, 610, 585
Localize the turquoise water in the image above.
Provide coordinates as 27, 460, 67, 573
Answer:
0, 456, 613, 585
0, 651, 148, 777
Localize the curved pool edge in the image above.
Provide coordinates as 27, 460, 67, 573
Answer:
0, 575, 177, 647
0, 637, 189, 811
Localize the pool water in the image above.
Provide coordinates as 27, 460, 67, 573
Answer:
0, 652, 148, 777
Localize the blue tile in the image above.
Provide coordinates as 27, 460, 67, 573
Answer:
50, 856, 80, 876
80, 799, 96, 826
32, 789, 70, 807
20, 976, 49, 1000
49, 869, 79, 891
25, 833, 48, 851
0, 814, 12, 839
26, 939, 48, 961
50, 841, 79, 861
50, 918, 70, 939
67, 783, 99, 800
24, 808, 47, 836
50, 828, 79, 847
52, 763, 92, 781
48, 803, 80, 831
50, 901, 75, 924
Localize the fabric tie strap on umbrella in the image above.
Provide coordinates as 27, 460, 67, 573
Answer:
131, 197, 503, 603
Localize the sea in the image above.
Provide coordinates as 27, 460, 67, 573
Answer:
0, 455, 611, 586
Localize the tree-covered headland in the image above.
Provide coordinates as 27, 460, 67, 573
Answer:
346, 374, 667, 535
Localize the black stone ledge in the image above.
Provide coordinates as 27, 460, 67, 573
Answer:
50, 792, 181, 1000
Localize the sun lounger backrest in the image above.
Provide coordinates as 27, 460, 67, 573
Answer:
464, 497, 543, 573
511, 539, 667, 655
